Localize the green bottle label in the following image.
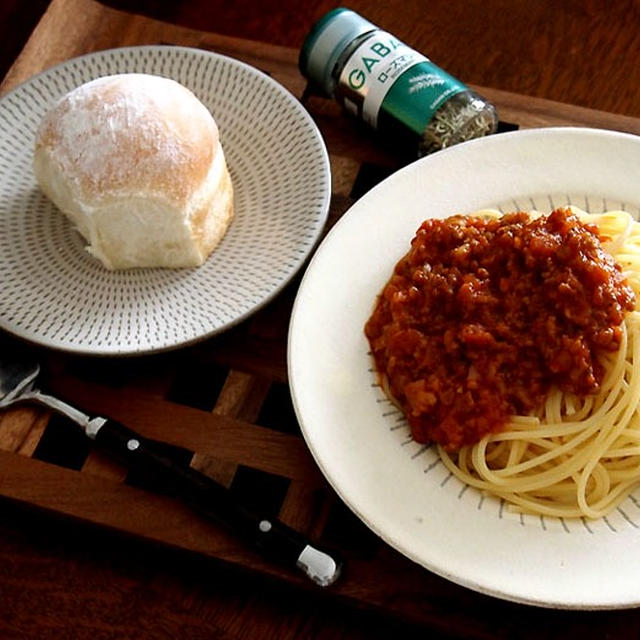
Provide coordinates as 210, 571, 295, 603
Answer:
337, 30, 467, 136
380, 62, 467, 137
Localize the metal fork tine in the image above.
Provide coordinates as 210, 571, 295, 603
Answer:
0, 357, 40, 404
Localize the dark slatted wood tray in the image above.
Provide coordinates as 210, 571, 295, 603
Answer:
2, 1, 640, 637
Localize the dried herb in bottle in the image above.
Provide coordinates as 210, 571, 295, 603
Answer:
299, 8, 499, 157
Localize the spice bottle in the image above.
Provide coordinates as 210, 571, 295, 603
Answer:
299, 8, 499, 157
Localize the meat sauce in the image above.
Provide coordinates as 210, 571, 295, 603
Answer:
364, 208, 635, 451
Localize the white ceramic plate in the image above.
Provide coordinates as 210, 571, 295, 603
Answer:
288, 127, 640, 609
0, 46, 330, 355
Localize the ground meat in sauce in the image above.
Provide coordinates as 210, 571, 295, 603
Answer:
364, 208, 636, 451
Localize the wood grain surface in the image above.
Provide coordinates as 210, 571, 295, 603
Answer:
3, 0, 640, 118
102, 0, 640, 119
2, 1, 640, 639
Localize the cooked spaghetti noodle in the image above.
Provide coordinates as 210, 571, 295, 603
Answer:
439, 207, 640, 519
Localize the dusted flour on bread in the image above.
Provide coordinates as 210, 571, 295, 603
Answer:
33, 73, 234, 269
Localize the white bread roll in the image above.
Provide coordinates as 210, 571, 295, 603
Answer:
33, 73, 234, 269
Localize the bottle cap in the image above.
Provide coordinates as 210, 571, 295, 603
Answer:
299, 8, 376, 96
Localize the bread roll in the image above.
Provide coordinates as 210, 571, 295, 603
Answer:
33, 73, 234, 269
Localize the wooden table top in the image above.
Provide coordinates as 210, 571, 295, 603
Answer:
2, 1, 640, 638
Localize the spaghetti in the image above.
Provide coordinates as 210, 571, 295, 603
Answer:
367, 206, 640, 519
440, 208, 640, 519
